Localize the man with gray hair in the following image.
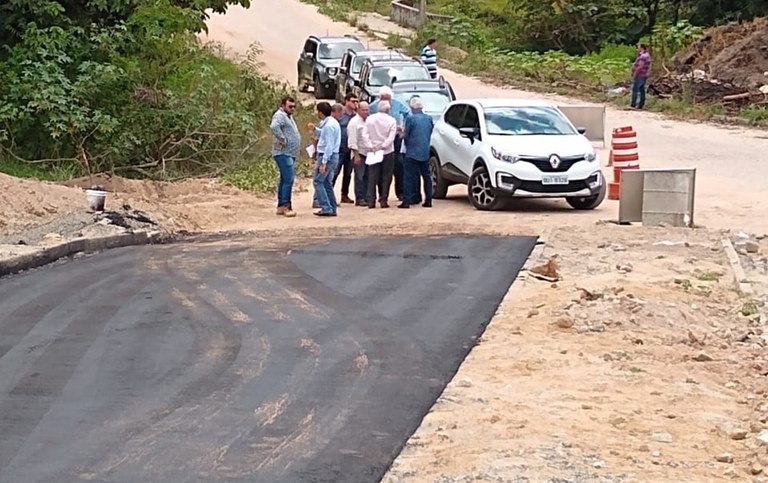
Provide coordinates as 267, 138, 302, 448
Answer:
400, 95, 434, 208
370, 85, 410, 201
347, 100, 371, 205
363, 99, 397, 208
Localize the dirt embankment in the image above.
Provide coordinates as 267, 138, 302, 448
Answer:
651, 18, 768, 105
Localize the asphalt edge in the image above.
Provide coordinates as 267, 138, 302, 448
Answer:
721, 237, 754, 296
0, 230, 175, 278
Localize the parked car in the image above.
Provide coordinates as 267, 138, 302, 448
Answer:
297, 34, 364, 99
429, 98, 605, 211
391, 76, 456, 121
353, 57, 431, 103
335, 48, 407, 102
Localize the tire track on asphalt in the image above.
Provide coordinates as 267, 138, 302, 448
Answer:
0, 256, 137, 360
0, 265, 148, 473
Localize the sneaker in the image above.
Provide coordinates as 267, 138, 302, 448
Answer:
283, 208, 297, 217
276, 206, 286, 215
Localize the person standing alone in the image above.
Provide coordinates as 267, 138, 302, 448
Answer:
399, 96, 434, 209
420, 38, 438, 79
270, 96, 300, 217
630, 44, 651, 110
332, 94, 358, 204
313, 102, 341, 217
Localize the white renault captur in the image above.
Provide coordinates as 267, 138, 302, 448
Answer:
429, 98, 606, 211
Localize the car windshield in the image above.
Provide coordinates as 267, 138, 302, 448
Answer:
367, 65, 429, 87
483, 106, 577, 136
319, 41, 362, 59
351, 53, 402, 74
394, 91, 451, 114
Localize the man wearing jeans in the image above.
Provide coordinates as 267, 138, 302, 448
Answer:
399, 96, 434, 209
369, 86, 411, 201
270, 96, 300, 217
313, 102, 341, 217
630, 44, 651, 110
347, 100, 371, 206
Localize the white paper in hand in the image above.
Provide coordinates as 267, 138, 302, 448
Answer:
305, 144, 316, 157
366, 150, 384, 166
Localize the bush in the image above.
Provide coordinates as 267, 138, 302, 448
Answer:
0, 0, 309, 194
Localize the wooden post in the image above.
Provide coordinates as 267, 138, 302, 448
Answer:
419, 0, 426, 27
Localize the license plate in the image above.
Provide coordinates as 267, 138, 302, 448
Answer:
541, 175, 569, 185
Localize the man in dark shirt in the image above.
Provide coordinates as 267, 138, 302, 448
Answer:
399, 96, 434, 209
332, 94, 358, 204
630, 44, 651, 110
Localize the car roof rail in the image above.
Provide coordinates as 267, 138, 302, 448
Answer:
344, 34, 361, 41
438, 75, 446, 88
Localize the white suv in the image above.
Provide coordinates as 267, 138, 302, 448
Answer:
429, 98, 606, 211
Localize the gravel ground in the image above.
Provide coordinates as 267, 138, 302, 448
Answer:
0, 206, 162, 246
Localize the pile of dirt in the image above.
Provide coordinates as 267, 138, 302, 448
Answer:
650, 18, 768, 104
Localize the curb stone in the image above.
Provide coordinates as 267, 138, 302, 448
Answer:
0, 230, 172, 278
721, 237, 754, 296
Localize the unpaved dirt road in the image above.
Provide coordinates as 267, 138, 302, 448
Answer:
205, 0, 768, 233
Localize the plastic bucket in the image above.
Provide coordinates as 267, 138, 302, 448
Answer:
85, 189, 107, 212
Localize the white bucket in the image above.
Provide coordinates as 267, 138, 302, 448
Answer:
85, 189, 107, 212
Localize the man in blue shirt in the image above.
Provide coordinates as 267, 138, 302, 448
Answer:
399, 96, 434, 208
269, 96, 301, 217
313, 101, 341, 216
369, 86, 410, 202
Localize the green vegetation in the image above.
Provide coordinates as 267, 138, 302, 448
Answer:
0, 0, 313, 192
311, 0, 768, 124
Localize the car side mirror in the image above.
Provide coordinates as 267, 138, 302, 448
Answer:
576, 127, 587, 135
459, 127, 478, 143
305, 52, 314, 59
340, 66, 347, 73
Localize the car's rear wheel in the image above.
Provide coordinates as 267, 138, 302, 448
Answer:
298, 70, 308, 93
468, 165, 504, 211
430, 154, 449, 199
566, 177, 607, 210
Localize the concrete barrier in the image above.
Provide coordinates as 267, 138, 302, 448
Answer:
557, 105, 606, 146
390, 0, 452, 29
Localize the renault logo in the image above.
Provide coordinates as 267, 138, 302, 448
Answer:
549, 155, 561, 169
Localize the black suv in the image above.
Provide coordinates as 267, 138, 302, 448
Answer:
297, 34, 364, 99
335, 48, 407, 102
353, 57, 431, 103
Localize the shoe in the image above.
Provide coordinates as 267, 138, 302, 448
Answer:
313, 211, 337, 217
312, 203, 320, 209
380, 202, 389, 208
422, 200, 432, 208
355, 200, 367, 207
341, 195, 354, 204
283, 208, 297, 217
397, 203, 410, 209
367, 203, 376, 209
276, 206, 286, 215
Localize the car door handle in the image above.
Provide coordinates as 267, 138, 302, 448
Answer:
453, 139, 459, 145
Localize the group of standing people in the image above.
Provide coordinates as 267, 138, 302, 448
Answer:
270, 86, 434, 217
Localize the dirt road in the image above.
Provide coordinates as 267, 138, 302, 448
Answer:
205, 0, 768, 233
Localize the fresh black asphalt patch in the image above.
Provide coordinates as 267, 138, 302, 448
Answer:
0, 234, 536, 483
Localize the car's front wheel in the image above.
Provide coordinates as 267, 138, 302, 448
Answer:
468, 165, 505, 211
430, 154, 449, 199
566, 178, 607, 210
313, 73, 332, 99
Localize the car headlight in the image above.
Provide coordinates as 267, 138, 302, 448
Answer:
585, 152, 597, 162
326, 67, 338, 76
491, 147, 519, 163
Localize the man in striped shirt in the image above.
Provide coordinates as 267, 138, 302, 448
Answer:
420, 38, 438, 79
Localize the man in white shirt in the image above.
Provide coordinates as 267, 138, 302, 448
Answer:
363, 100, 397, 208
347, 101, 371, 206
